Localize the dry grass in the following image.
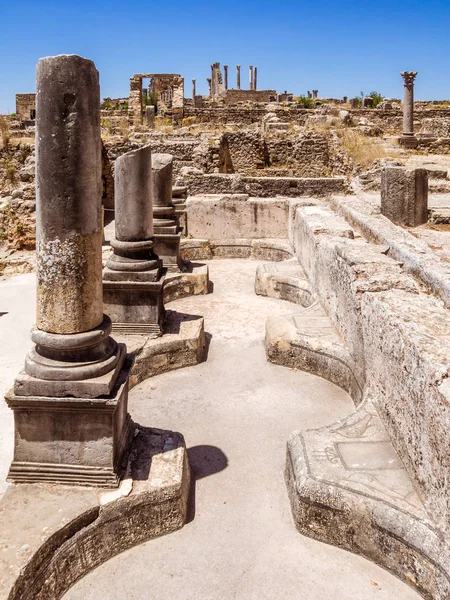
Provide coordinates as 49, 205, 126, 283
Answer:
336, 128, 386, 168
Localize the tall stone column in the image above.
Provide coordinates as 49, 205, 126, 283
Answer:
210, 65, 215, 96
400, 71, 418, 148
192, 78, 196, 99
207, 78, 212, 97
224, 65, 228, 90
254, 67, 257, 91
249, 65, 253, 90
313, 90, 318, 99
6, 54, 131, 487
236, 65, 241, 90
103, 145, 165, 336
152, 153, 182, 271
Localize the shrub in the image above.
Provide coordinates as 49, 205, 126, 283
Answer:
295, 95, 315, 109
369, 90, 384, 108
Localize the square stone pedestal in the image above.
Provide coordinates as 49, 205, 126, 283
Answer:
381, 166, 428, 227
398, 135, 419, 149
103, 275, 165, 336
154, 233, 183, 272
5, 360, 133, 487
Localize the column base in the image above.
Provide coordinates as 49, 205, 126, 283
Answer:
398, 135, 418, 149
103, 274, 166, 337
154, 233, 183, 272
6, 359, 133, 487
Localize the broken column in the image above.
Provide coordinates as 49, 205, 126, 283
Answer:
192, 78, 196, 99
400, 71, 418, 148
236, 65, 241, 90
207, 78, 212, 97
313, 90, 318, 99
6, 54, 131, 487
172, 185, 188, 235
254, 67, 257, 90
103, 145, 165, 336
152, 153, 182, 271
224, 65, 228, 90
381, 166, 428, 227
249, 65, 253, 90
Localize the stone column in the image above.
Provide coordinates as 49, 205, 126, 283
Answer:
152, 153, 182, 271
6, 54, 131, 487
146, 105, 155, 128
210, 65, 215, 96
400, 71, 418, 148
313, 90, 318, 99
103, 145, 165, 336
307, 91, 312, 98
236, 65, 241, 90
249, 65, 253, 90
224, 65, 228, 90
207, 78, 212, 97
253, 66, 257, 91
192, 78, 196, 99
381, 166, 428, 226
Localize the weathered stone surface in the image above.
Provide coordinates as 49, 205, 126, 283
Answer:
163, 263, 209, 304
126, 310, 205, 388
381, 167, 428, 227
361, 289, 450, 539
255, 259, 314, 307
266, 308, 363, 403
180, 238, 293, 262
0, 427, 190, 600
186, 194, 289, 240
286, 398, 450, 600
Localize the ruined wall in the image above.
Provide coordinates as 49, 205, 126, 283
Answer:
15, 94, 36, 121
265, 131, 332, 177
183, 107, 311, 126
224, 90, 277, 105
219, 132, 266, 173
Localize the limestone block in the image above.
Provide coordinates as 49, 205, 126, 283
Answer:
381, 166, 428, 227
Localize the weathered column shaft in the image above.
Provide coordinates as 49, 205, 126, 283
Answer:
253, 66, 257, 91
207, 78, 212, 96
36, 54, 103, 334
401, 72, 417, 137
192, 78, 196, 99
115, 146, 153, 241
224, 65, 228, 90
249, 65, 253, 90
236, 65, 241, 90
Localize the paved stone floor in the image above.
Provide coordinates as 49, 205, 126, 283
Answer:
60, 259, 418, 600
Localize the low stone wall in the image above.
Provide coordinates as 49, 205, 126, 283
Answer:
186, 195, 289, 239
224, 89, 276, 105
177, 172, 346, 197
289, 198, 450, 540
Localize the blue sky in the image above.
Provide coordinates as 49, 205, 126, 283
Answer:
1, 0, 449, 113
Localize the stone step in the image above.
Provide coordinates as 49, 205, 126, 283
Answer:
286, 398, 449, 599
255, 259, 315, 307
266, 308, 450, 599
265, 308, 363, 402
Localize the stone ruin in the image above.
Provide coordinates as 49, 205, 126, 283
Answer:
0, 54, 450, 600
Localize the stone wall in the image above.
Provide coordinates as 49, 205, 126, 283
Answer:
219, 132, 266, 173
186, 194, 289, 239
289, 199, 450, 539
15, 94, 36, 121
224, 89, 277, 105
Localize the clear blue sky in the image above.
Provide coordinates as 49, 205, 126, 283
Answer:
1, 0, 449, 113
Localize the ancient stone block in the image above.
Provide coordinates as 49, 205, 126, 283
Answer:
381, 166, 428, 226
